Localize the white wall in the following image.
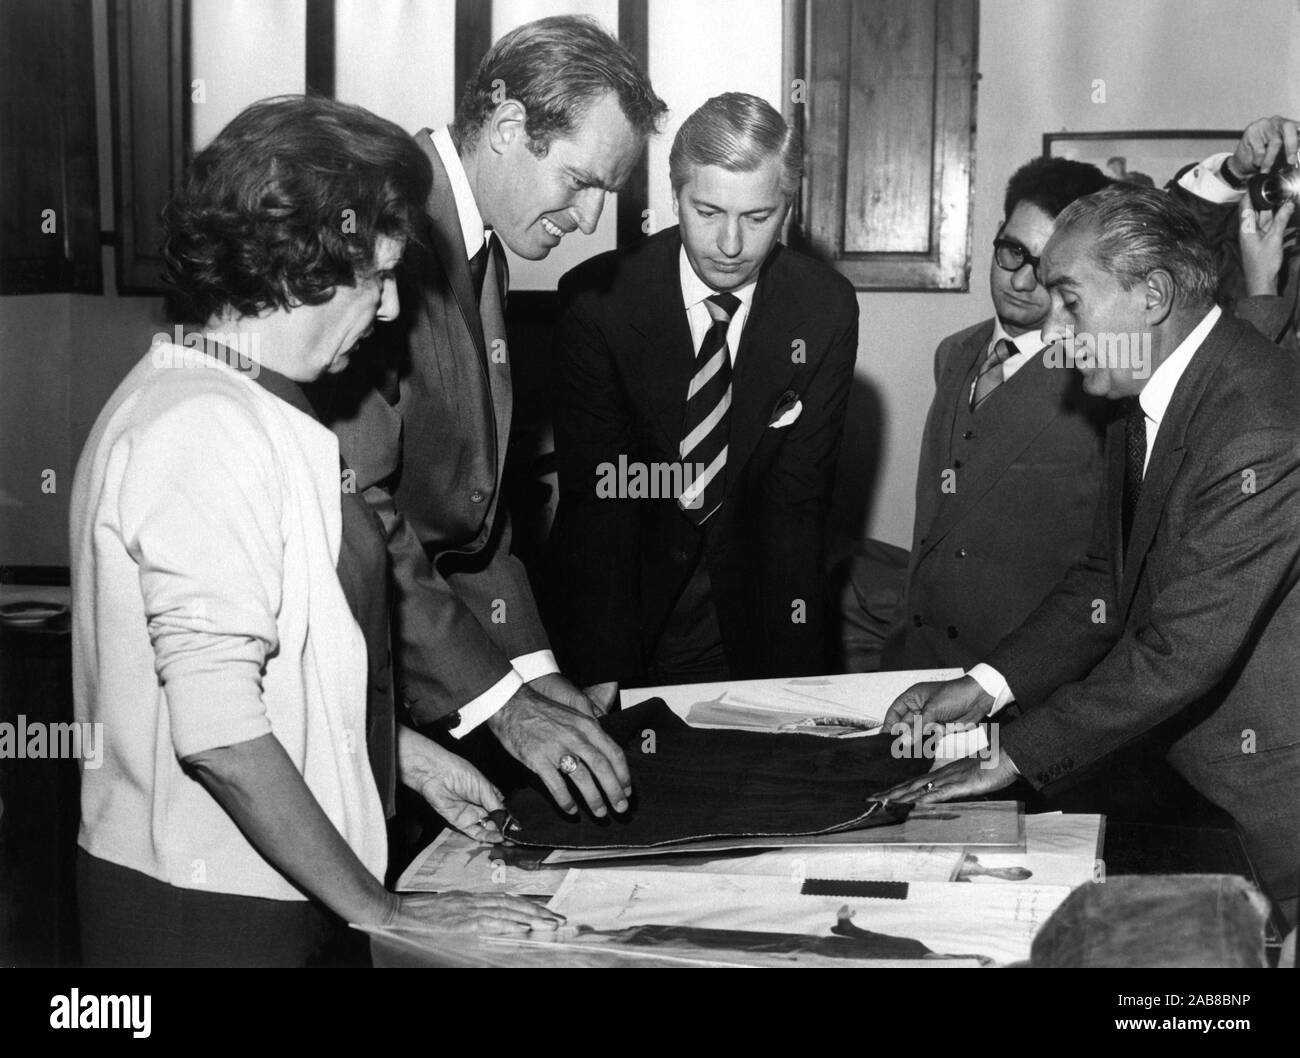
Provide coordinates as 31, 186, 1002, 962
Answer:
645, 0, 786, 232
854, 0, 1300, 547
190, 0, 307, 148
4, 0, 1299, 565
335, 0, 457, 137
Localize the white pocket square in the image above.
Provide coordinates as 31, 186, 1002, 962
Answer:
769, 399, 803, 429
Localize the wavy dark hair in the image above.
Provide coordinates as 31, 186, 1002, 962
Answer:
162, 95, 432, 322
1003, 156, 1111, 221
451, 15, 666, 157
1053, 185, 1220, 306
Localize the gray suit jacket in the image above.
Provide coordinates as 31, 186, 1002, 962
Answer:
882, 319, 1108, 669
318, 131, 548, 724
992, 312, 1300, 912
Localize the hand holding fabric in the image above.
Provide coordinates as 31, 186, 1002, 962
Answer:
397, 725, 504, 844
488, 681, 632, 818
873, 754, 1018, 805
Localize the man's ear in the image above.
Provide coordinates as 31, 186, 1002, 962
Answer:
486, 99, 527, 156
671, 189, 681, 218
1144, 268, 1175, 327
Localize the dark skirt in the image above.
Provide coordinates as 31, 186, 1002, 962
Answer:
76, 848, 349, 968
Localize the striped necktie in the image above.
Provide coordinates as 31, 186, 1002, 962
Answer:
972, 338, 1015, 409
678, 292, 741, 524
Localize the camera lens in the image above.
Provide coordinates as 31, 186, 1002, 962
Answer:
1249, 164, 1300, 211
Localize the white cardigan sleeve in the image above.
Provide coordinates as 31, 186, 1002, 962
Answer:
116, 391, 284, 758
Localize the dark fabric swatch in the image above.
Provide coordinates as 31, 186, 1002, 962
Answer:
503, 699, 926, 849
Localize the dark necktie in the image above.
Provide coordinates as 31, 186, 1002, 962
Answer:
1122, 397, 1148, 552
468, 235, 491, 302
678, 292, 741, 525
972, 338, 1014, 409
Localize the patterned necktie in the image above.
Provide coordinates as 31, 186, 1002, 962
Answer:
1122, 397, 1148, 552
678, 292, 741, 524
972, 338, 1015, 409
469, 234, 491, 302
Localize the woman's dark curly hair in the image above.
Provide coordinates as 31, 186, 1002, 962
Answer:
163, 95, 432, 322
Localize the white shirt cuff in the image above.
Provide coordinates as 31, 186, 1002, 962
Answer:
449, 670, 523, 739
511, 650, 560, 684
966, 664, 1015, 715
1177, 152, 1244, 204
446, 652, 561, 739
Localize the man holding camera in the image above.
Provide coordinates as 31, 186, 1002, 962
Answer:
1169, 114, 1299, 352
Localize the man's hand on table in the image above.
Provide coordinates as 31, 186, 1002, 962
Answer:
487, 676, 632, 819
881, 675, 995, 749
874, 754, 1019, 805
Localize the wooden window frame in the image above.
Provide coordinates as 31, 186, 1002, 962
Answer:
790, 0, 979, 292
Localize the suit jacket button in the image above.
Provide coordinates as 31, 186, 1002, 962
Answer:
946, 626, 958, 638
470, 488, 486, 503
953, 459, 963, 469
956, 547, 967, 558
672, 549, 689, 564
912, 614, 923, 627
963, 430, 974, 440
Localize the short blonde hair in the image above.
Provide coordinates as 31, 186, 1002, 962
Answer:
669, 93, 801, 197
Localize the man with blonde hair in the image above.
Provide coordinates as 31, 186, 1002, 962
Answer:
549, 92, 859, 686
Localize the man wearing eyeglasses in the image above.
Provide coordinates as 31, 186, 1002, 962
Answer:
878, 157, 1112, 671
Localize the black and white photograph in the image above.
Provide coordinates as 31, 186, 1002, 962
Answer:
1, 0, 1298, 1022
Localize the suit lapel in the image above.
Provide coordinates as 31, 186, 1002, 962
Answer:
919, 339, 1066, 558
417, 131, 487, 357
912, 325, 988, 551
728, 249, 805, 479
628, 234, 696, 454
1118, 315, 1229, 610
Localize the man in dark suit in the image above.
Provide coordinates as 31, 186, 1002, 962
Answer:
880, 187, 1300, 925
322, 17, 667, 818
879, 158, 1111, 671
549, 93, 859, 687
1168, 113, 1299, 353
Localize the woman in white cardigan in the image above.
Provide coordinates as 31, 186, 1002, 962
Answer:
70, 96, 561, 966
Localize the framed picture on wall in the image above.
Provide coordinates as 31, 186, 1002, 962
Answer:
1043, 130, 1241, 189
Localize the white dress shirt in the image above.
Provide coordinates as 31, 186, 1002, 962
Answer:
968, 320, 1044, 404
1177, 152, 1245, 206
679, 247, 758, 360
429, 127, 560, 736
968, 305, 1223, 716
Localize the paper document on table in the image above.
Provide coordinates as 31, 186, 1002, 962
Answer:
548, 868, 1072, 966
621, 669, 963, 731
957, 813, 1104, 888
397, 830, 570, 895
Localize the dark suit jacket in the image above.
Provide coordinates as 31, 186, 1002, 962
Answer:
1169, 168, 1299, 353
882, 320, 1109, 669
549, 227, 859, 685
990, 312, 1300, 911
319, 130, 548, 724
